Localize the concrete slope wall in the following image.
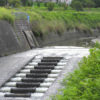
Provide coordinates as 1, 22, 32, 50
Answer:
0, 20, 30, 56
36, 30, 100, 46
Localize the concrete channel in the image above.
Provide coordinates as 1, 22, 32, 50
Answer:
0, 46, 89, 100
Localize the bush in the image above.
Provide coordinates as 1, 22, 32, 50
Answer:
97, 23, 100, 30
58, 3, 68, 10
44, 2, 47, 7
8, 0, 21, 7
47, 2, 55, 11
21, 0, 28, 6
75, 23, 92, 33
0, 0, 6, 6
93, 0, 100, 7
83, 0, 96, 8
63, 3, 68, 10
27, 1, 33, 7
31, 19, 66, 36
52, 44, 100, 100
37, 1, 40, 7
71, 1, 83, 11
0, 7, 14, 24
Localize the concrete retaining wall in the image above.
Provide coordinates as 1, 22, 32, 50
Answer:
36, 29, 100, 46
0, 20, 30, 56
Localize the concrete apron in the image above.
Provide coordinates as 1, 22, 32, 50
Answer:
0, 46, 89, 100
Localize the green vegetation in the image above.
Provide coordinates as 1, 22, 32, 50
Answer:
52, 42, 100, 100
71, 0, 100, 9
29, 8, 100, 36
71, 1, 84, 11
8, 0, 21, 7
0, 8, 14, 24
0, 0, 33, 7
0, 1, 100, 99
0, 6, 100, 35
0, 0, 6, 6
0, 1, 100, 36
47, 2, 55, 11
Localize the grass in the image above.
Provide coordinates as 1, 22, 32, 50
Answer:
28, 6, 100, 35
0, 7, 15, 24
30, 10, 100, 36
84, 8, 100, 12
52, 42, 100, 100
0, 6, 100, 35
31, 19, 66, 36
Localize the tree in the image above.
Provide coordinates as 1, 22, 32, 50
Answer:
93, 0, 100, 7
83, 0, 96, 8
8, 0, 21, 7
27, 0, 33, 6
0, 0, 6, 6
71, 1, 83, 11
37, 1, 40, 7
58, 2, 68, 10
56, 0, 59, 3
21, 0, 28, 6
47, 2, 55, 11
71, 0, 97, 8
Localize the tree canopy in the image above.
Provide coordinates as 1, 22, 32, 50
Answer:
0, 0, 33, 7
0, 0, 100, 8
71, 0, 100, 8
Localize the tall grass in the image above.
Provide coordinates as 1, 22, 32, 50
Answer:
30, 10, 100, 35
31, 19, 66, 36
0, 7, 15, 24
0, 7, 100, 34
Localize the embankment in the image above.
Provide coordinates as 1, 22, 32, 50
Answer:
0, 20, 100, 56
36, 29, 100, 47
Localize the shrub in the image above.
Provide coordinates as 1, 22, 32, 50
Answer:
53, 20, 66, 34
21, 0, 28, 6
0, 7, 15, 24
37, 1, 40, 7
58, 3, 68, 10
75, 23, 92, 33
8, 0, 21, 7
52, 44, 100, 100
47, 2, 55, 11
44, 2, 47, 7
94, 42, 100, 49
83, 0, 96, 8
97, 23, 100, 30
0, 0, 6, 6
31, 20, 43, 37
63, 3, 68, 10
2, 14, 14, 24
31, 19, 66, 36
71, 1, 83, 11
93, 0, 100, 7
27, 1, 33, 7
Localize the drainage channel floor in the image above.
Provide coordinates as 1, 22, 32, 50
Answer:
0, 56, 68, 99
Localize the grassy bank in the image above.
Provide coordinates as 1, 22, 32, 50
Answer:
29, 8, 100, 36
52, 43, 100, 100
0, 7, 100, 35
30, 10, 100, 36
0, 8, 14, 24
